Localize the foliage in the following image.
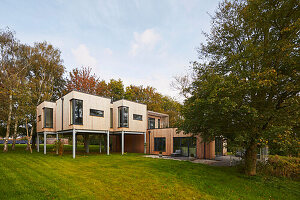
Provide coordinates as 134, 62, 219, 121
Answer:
66, 66, 98, 95
0, 28, 65, 151
53, 139, 64, 156
176, 0, 300, 175
265, 127, 299, 157
257, 155, 300, 179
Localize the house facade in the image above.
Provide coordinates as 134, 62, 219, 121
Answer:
36, 90, 215, 159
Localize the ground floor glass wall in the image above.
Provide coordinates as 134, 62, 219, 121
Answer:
173, 137, 196, 157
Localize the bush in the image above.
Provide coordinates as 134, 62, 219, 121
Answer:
257, 155, 300, 179
53, 139, 64, 156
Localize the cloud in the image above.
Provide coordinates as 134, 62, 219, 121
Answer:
104, 48, 113, 56
71, 44, 97, 67
129, 29, 161, 56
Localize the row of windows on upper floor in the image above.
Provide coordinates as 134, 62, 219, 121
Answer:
39, 99, 161, 129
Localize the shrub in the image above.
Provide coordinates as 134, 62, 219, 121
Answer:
53, 139, 64, 156
257, 155, 300, 179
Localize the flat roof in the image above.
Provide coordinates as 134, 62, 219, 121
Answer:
38, 90, 147, 107
147, 110, 169, 117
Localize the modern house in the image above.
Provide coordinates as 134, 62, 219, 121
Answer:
37, 90, 216, 159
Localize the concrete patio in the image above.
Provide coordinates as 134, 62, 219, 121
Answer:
144, 155, 242, 166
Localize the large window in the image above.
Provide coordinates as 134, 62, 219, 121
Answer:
154, 137, 166, 152
158, 119, 160, 129
43, 108, 53, 128
173, 137, 197, 157
133, 114, 142, 121
148, 117, 155, 129
110, 108, 113, 128
71, 99, 83, 125
90, 109, 104, 117
118, 106, 129, 127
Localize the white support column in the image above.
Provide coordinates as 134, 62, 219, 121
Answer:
72, 129, 76, 159
144, 132, 147, 154
121, 131, 124, 155
99, 135, 102, 153
56, 133, 59, 155
107, 131, 110, 155
44, 132, 47, 155
37, 133, 40, 152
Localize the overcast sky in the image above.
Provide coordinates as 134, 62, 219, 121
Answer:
0, 0, 219, 101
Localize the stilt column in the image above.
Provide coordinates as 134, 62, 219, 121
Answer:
121, 131, 124, 155
44, 132, 47, 154
72, 129, 76, 159
37, 133, 40, 152
107, 131, 110, 155
144, 132, 146, 154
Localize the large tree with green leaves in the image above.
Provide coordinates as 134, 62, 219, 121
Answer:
0, 28, 29, 152
26, 41, 65, 148
1, 28, 65, 151
177, 0, 299, 175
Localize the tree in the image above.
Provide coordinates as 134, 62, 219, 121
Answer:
125, 85, 181, 127
177, 0, 299, 175
27, 41, 65, 149
0, 28, 29, 152
107, 79, 124, 101
66, 66, 98, 95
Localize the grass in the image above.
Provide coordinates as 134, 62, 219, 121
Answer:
0, 144, 299, 200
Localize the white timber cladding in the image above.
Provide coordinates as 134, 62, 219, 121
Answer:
36, 101, 56, 133
111, 99, 147, 132
56, 91, 111, 131
37, 91, 148, 133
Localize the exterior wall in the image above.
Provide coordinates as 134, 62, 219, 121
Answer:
111, 99, 147, 133
36, 101, 56, 133
110, 134, 144, 153
196, 137, 215, 159
124, 134, 144, 153
56, 91, 111, 131
147, 128, 215, 159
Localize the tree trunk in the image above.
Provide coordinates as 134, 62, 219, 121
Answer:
28, 127, 33, 153
25, 118, 30, 151
244, 140, 257, 176
31, 122, 36, 149
3, 93, 12, 152
84, 134, 89, 153
12, 118, 18, 150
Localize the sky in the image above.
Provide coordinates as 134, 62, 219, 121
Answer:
0, 0, 220, 101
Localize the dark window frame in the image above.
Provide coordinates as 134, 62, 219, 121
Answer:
148, 117, 155, 129
154, 137, 166, 152
70, 99, 83, 125
158, 118, 160, 129
118, 106, 129, 128
173, 137, 197, 157
90, 109, 104, 117
133, 114, 143, 121
43, 107, 53, 128
110, 108, 113, 128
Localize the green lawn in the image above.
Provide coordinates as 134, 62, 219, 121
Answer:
0, 144, 299, 200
